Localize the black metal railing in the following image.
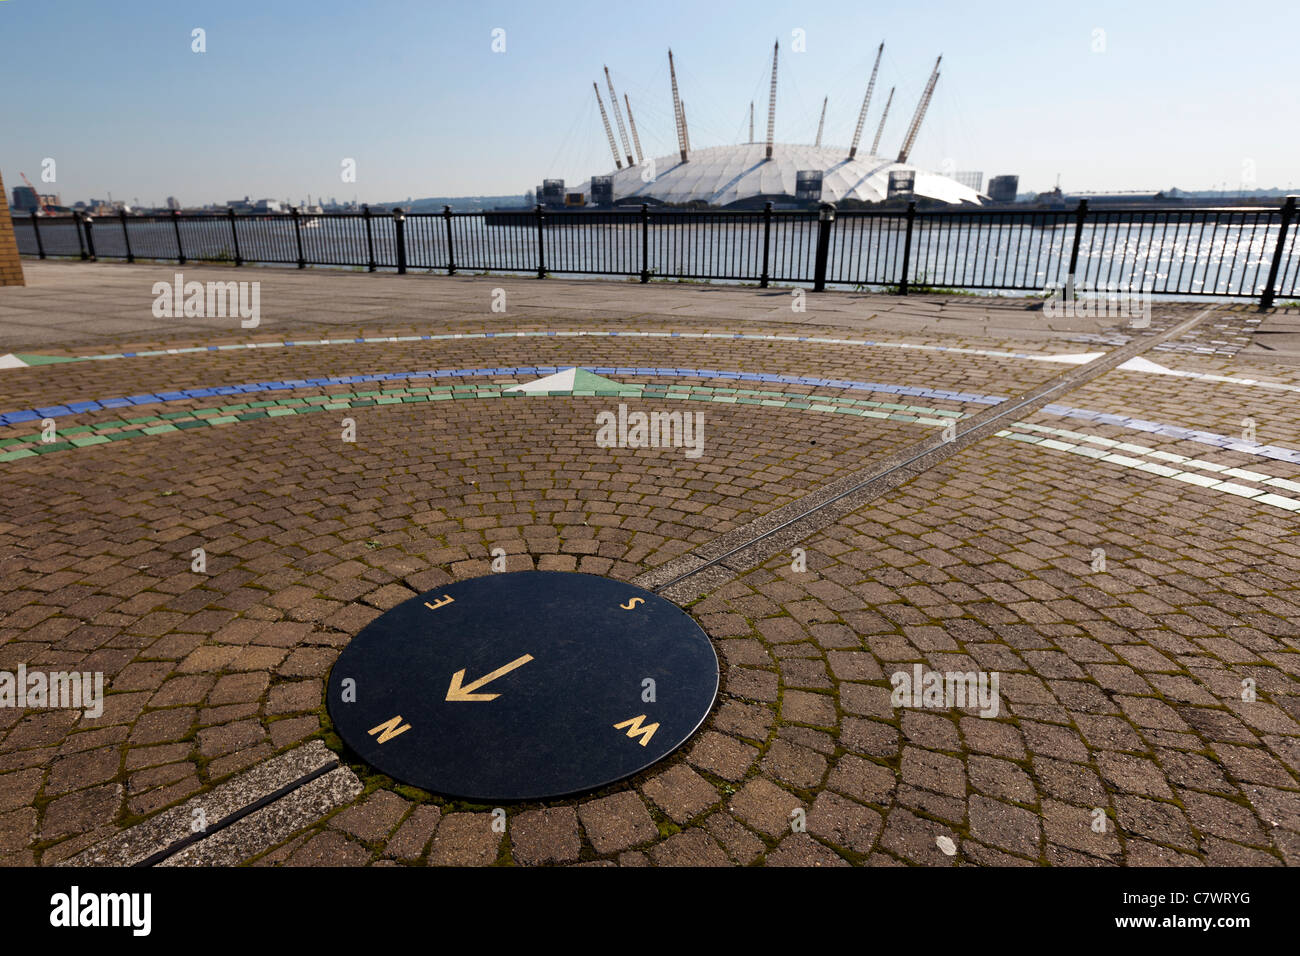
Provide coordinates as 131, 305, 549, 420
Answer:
14, 198, 1300, 307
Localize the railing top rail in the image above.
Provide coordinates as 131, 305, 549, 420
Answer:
27, 202, 1291, 222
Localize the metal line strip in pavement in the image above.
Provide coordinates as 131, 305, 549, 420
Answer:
61, 740, 358, 867
637, 307, 1219, 604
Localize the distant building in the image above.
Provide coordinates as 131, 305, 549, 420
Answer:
589, 177, 614, 207
12, 186, 39, 213
227, 197, 284, 214
987, 175, 1019, 202
166, 196, 181, 210
541, 179, 565, 208
887, 169, 916, 200
953, 171, 983, 192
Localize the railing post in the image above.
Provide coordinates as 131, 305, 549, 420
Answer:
73, 212, 88, 260
362, 205, 375, 272
760, 201, 773, 288
443, 205, 456, 275
171, 209, 185, 265
640, 203, 650, 283
291, 206, 306, 269
393, 208, 407, 274
535, 204, 546, 279
898, 201, 917, 295
1260, 196, 1296, 309
120, 210, 134, 263
1067, 198, 1088, 286
228, 207, 242, 266
31, 212, 45, 259
813, 202, 835, 292
82, 214, 97, 261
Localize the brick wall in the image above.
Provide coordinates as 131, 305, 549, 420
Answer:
0, 172, 26, 287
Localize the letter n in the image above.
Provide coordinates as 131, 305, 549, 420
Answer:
368, 715, 411, 744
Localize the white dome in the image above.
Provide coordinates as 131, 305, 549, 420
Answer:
578, 143, 982, 207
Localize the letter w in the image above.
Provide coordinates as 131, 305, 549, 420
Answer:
368, 715, 412, 744
613, 714, 659, 747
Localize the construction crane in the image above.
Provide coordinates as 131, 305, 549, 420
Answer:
18, 172, 56, 215
897, 56, 941, 164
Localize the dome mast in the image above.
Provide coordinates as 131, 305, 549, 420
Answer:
870, 86, 895, 157
624, 94, 644, 164
897, 56, 941, 164
593, 83, 623, 169
604, 66, 635, 167
765, 40, 778, 159
668, 49, 688, 163
848, 42, 883, 160
815, 96, 827, 147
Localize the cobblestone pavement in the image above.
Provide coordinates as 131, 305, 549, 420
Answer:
1, 262, 1296, 866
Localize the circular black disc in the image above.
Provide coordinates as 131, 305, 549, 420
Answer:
326, 571, 718, 801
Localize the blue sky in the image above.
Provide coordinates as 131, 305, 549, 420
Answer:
2, 0, 1296, 205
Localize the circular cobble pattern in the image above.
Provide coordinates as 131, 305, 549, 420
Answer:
0, 300, 1296, 867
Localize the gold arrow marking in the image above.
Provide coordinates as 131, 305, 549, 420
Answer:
446, 654, 535, 702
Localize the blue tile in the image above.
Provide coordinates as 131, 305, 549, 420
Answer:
68, 401, 102, 413
5, 410, 39, 424
35, 405, 72, 417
